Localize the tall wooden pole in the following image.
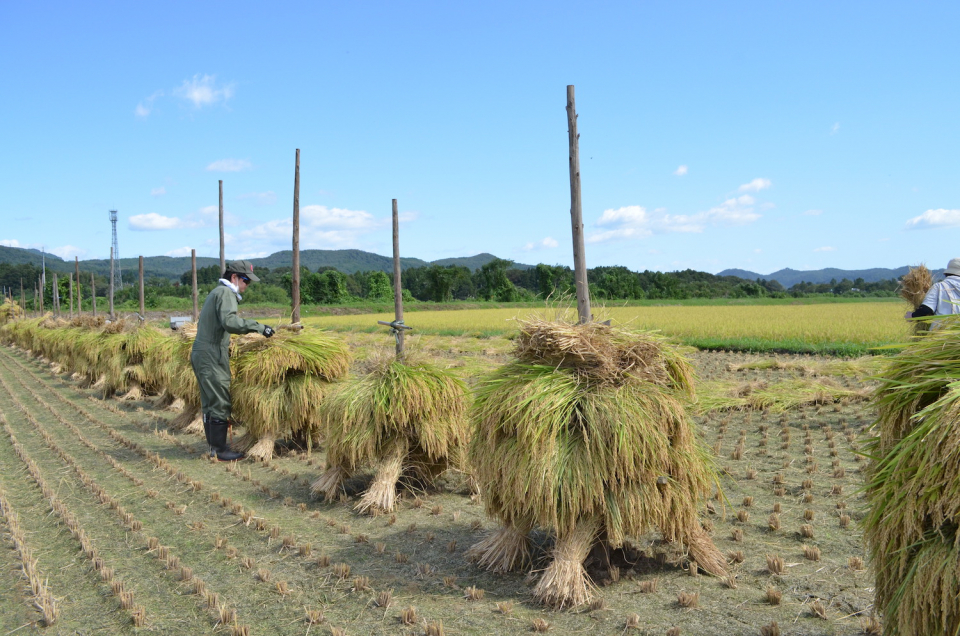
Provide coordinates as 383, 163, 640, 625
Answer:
191, 249, 199, 322
75, 257, 81, 316
38, 276, 43, 314
69, 274, 74, 318
566, 85, 591, 324
91, 273, 97, 317
292, 149, 301, 324
52, 272, 59, 317
138, 255, 145, 319
219, 180, 225, 277
392, 199, 404, 361
20, 279, 24, 318
109, 247, 115, 321
34, 282, 38, 316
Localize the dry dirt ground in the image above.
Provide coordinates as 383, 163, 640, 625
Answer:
0, 335, 877, 635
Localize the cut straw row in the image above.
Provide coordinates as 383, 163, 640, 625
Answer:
0, 487, 59, 625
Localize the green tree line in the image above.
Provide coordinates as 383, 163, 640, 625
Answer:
0, 260, 901, 310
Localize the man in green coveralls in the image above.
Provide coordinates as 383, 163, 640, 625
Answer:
191, 260, 275, 461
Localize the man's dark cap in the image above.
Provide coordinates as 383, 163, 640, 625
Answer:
225, 260, 260, 282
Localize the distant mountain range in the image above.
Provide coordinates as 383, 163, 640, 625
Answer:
0, 245, 530, 280
0, 244, 932, 287
717, 266, 936, 288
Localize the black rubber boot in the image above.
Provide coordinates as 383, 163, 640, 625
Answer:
207, 417, 245, 461
202, 414, 215, 458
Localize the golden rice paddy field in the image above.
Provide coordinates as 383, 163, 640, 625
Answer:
299, 302, 910, 355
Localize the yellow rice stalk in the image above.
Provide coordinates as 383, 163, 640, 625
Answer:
466, 523, 532, 573
532, 520, 599, 609
318, 357, 468, 504
899, 265, 933, 310
245, 432, 276, 462
355, 442, 408, 514
311, 465, 348, 500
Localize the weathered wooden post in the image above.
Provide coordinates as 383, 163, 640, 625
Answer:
52, 272, 60, 317
292, 148, 301, 324
91, 272, 97, 317
219, 180, 225, 277
392, 199, 405, 360
138, 255, 145, 320
69, 273, 74, 318
75, 257, 81, 316
20, 279, 24, 318
566, 85, 591, 324
191, 249, 199, 322
109, 247, 115, 320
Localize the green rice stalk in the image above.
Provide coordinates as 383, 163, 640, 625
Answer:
697, 378, 871, 414
865, 316, 960, 635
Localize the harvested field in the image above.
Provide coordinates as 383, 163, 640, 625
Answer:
0, 335, 877, 635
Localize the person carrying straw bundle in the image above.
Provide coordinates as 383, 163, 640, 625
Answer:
903, 257, 960, 329
191, 260, 274, 461
467, 317, 725, 608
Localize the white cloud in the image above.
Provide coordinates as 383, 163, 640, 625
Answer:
738, 178, 772, 193
49, 245, 87, 259
674, 165, 688, 176
803, 209, 823, 216
206, 159, 252, 172
522, 237, 559, 251
174, 74, 234, 108
814, 246, 836, 252
905, 208, 960, 230
754, 249, 762, 253
831, 122, 840, 135
129, 213, 204, 231
0, 239, 23, 248
237, 191, 277, 206
134, 90, 163, 118
226, 205, 383, 256
151, 187, 166, 197
164, 247, 194, 257
588, 192, 762, 244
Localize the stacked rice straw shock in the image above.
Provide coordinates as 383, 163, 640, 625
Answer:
899, 264, 933, 334
0, 299, 23, 324
312, 354, 469, 514
0, 315, 352, 461
865, 314, 960, 636
230, 327, 351, 460
468, 317, 725, 608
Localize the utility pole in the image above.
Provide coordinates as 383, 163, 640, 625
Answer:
566, 85, 591, 324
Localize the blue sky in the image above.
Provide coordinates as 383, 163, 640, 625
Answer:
2, 1, 958, 275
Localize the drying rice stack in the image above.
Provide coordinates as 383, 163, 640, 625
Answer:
865, 315, 960, 636
467, 318, 724, 608
231, 328, 351, 460
0, 300, 23, 325
899, 265, 933, 334
312, 356, 468, 513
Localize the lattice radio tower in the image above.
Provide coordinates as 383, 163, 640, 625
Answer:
109, 210, 123, 290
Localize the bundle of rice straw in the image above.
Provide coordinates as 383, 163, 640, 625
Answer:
138, 324, 203, 432
864, 314, 960, 635
0, 300, 23, 325
230, 329, 351, 460
312, 356, 468, 513
468, 318, 724, 608
899, 265, 933, 334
